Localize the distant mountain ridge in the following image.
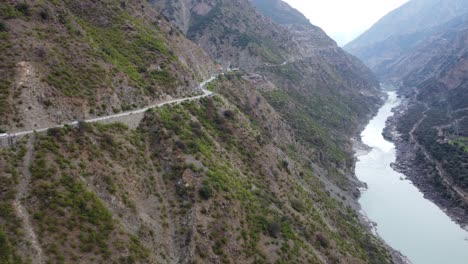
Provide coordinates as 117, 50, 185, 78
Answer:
346, 0, 468, 225
0, 0, 405, 263
345, 0, 468, 74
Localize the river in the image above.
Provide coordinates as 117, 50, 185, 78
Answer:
355, 91, 468, 264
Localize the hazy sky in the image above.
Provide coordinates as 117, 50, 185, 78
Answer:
283, 0, 409, 46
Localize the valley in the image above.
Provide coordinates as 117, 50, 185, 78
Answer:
0, 0, 398, 263
345, 0, 468, 262
356, 92, 468, 264
1, 0, 467, 263
385, 91, 468, 226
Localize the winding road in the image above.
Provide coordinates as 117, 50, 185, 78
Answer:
1, 58, 295, 142
408, 102, 468, 204
0, 76, 216, 140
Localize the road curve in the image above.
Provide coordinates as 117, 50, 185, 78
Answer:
1, 76, 216, 139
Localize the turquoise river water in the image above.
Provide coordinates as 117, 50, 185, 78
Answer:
355, 92, 468, 264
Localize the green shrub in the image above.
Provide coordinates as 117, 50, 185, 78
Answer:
280, 160, 289, 169
175, 140, 186, 150
199, 185, 213, 200
223, 110, 235, 119
0, 227, 12, 262
47, 127, 63, 138
267, 222, 280, 238
0, 21, 6, 32
291, 199, 305, 212
78, 121, 91, 132
15, 3, 30, 16
39, 8, 50, 20
315, 233, 329, 248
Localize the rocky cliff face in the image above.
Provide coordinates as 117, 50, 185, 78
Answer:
0, 0, 401, 263
152, 0, 346, 66
154, 0, 382, 173
345, 0, 468, 76
151, 0, 290, 68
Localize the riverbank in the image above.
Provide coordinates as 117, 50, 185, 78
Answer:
354, 91, 468, 264
382, 94, 468, 228
351, 93, 411, 264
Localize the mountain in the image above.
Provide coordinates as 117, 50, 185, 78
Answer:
251, 0, 311, 28
345, 0, 468, 76
347, 0, 468, 224
380, 13, 468, 85
388, 19, 468, 224
0, 0, 404, 263
0, 0, 215, 133
153, 0, 383, 168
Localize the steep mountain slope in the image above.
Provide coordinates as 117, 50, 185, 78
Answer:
251, 0, 311, 27
152, 0, 291, 68
349, 0, 468, 224
382, 14, 468, 85
152, 0, 339, 67
0, 0, 404, 263
0, 0, 214, 133
344, 0, 468, 75
154, 0, 382, 175
384, 20, 468, 224
0, 79, 396, 263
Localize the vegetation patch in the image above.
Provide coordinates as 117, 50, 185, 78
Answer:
46, 61, 107, 98
26, 129, 149, 263
75, 11, 180, 94
413, 106, 468, 189
140, 96, 392, 263
0, 142, 27, 263
263, 90, 349, 168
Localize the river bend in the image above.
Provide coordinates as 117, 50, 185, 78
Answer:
356, 92, 468, 264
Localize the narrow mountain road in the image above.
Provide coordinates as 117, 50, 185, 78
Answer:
13, 135, 45, 264
409, 103, 468, 204
1, 58, 305, 145
0, 76, 216, 140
